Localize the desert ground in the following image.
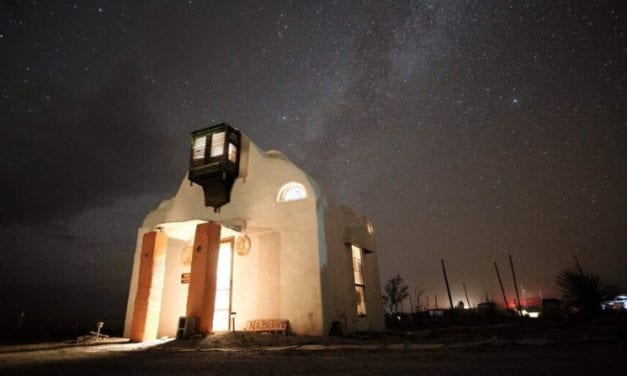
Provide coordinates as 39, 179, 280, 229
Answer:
1, 322, 625, 375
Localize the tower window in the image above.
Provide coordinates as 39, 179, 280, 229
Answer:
228, 143, 237, 163
210, 131, 225, 157
192, 136, 206, 160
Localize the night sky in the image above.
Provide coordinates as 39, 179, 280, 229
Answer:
1, 1, 625, 333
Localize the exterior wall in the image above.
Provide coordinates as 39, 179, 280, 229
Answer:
342, 207, 385, 332
157, 237, 191, 337
319, 203, 385, 334
129, 231, 167, 341
125, 138, 325, 336
124, 134, 385, 338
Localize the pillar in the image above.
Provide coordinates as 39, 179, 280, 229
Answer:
186, 222, 221, 334
130, 231, 167, 341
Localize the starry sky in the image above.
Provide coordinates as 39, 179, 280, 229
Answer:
1, 1, 625, 333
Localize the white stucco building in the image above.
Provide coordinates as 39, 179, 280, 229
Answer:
124, 124, 385, 340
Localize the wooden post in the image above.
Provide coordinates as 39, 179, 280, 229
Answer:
441, 259, 454, 310
509, 254, 522, 314
187, 222, 221, 334
494, 261, 509, 309
130, 231, 167, 341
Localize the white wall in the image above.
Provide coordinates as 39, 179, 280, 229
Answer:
157, 237, 191, 338
125, 134, 384, 337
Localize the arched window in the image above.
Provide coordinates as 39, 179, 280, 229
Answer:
277, 182, 307, 202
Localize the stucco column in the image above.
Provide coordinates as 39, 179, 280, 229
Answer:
130, 231, 167, 341
186, 222, 221, 334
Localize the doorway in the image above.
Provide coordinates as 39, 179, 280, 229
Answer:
212, 239, 233, 331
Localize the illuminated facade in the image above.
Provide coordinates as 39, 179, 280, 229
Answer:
123, 124, 384, 340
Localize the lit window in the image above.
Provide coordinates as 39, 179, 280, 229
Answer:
277, 182, 307, 202
210, 131, 225, 157
351, 245, 367, 316
228, 143, 237, 163
366, 220, 374, 235
192, 136, 206, 160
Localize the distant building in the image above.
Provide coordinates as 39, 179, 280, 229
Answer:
123, 124, 385, 340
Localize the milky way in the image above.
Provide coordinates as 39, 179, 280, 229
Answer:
1, 1, 625, 329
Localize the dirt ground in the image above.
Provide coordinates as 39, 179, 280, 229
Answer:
1, 324, 625, 375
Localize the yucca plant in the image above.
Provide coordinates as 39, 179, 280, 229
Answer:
555, 261, 618, 318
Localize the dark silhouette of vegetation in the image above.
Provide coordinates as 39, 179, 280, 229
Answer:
555, 260, 619, 318
382, 274, 409, 313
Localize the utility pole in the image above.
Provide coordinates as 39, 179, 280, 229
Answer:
509, 254, 522, 314
463, 283, 471, 309
494, 261, 509, 309
441, 259, 454, 310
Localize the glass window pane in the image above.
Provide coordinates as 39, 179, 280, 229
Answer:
277, 182, 307, 202
351, 245, 367, 315
352, 245, 364, 284
351, 245, 362, 261
210, 131, 225, 157
354, 271, 363, 285
355, 286, 367, 316
192, 136, 206, 160
228, 143, 237, 163
284, 186, 305, 201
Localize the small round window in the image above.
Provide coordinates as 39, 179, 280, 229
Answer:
277, 182, 307, 202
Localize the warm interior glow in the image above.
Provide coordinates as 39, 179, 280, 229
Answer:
277, 182, 307, 202
210, 131, 225, 157
351, 245, 367, 316
228, 143, 237, 162
192, 136, 206, 160
212, 241, 233, 331
351, 245, 363, 285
